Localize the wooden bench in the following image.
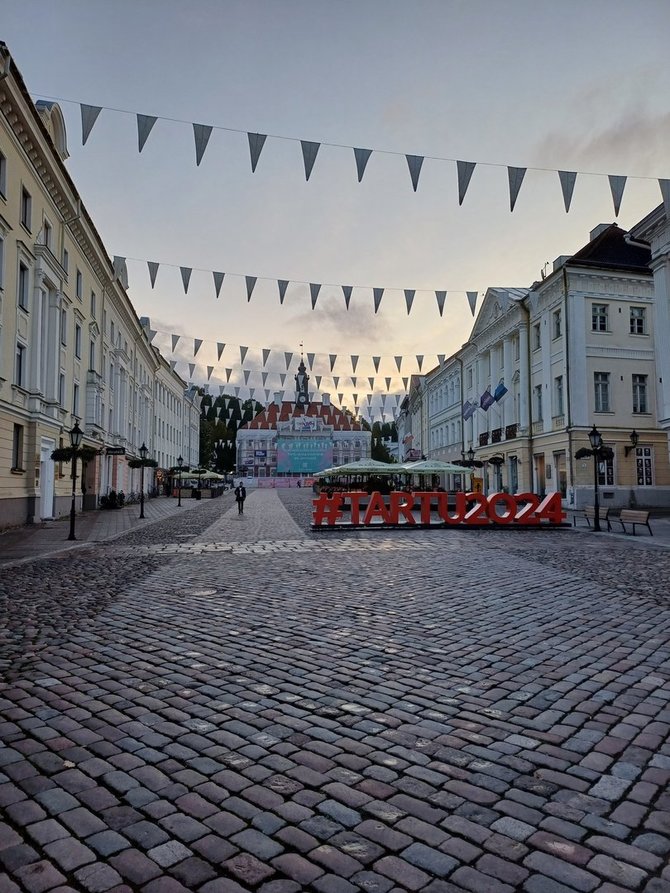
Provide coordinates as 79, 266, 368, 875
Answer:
616, 509, 653, 536
575, 506, 611, 531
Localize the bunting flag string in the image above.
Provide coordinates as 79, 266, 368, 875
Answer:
44, 93, 662, 212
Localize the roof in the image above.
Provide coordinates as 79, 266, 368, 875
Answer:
569, 223, 651, 272
240, 401, 364, 431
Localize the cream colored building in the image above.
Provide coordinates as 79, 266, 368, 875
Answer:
0, 44, 200, 527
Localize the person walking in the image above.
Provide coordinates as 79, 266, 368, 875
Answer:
234, 482, 247, 514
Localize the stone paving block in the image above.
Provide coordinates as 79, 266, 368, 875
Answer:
587, 853, 647, 888
43, 837, 96, 871
14, 859, 67, 892
230, 827, 284, 860
74, 861, 124, 892
270, 852, 323, 885
374, 854, 431, 890
524, 851, 600, 891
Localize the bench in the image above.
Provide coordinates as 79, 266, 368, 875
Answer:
575, 506, 611, 531
616, 509, 653, 536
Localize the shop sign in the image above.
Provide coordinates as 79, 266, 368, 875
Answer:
312, 490, 565, 528
106, 447, 126, 455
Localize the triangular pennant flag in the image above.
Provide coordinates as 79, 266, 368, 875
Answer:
189, 363, 196, 378
351, 355, 359, 373
240, 346, 248, 364
406, 155, 424, 192
457, 160, 476, 205
225, 368, 232, 382
367, 394, 373, 406
373, 288, 384, 314
438, 353, 445, 366
81, 104, 102, 145
329, 354, 337, 371
234, 386, 240, 398
264, 389, 270, 402
416, 355, 424, 371
373, 356, 381, 373
278, 280, 289, 304
307, 353, 315, 369
309, 283, 321, 309
244, 370, 250, 384
338, 393, 344, 405
171, 334, 180, 352
245, 276, 257, 302
148, 329, 157, 342
368, 377, 375, 390
170, 360, 177, 371
435, 290, 447, 316
262, 348, 271, 366
180, 267, 192, 293
247, 132, 267, 172
280, 373, 286, 386
148, 261, 159, 288
249, 387, 255, 399
396, 394, 401, 405
351, 376, 358, 387
315, 375, 322, 389
193, 123, 213, 166
395, 356, 402, 372
262, 371, 268, 385
381, 393, 387, 404
353, 393, 358, 404
402, 376, 409, 390
342, 285, 353, 309
608, 175, 626, 216
404, 289, 415, 315
213, 271, 225, 298
284, 352, 292, 370
207, 366, 214, 381
333, 376, 340, 388
137, 114, 157, 152
558, 171, 577, 213
659, 179, 670, 214
508, 166, 527, 212
301, 140, 320, 180
467, 291, 478, 316
193, 339, 203, 357
219, 386, 225, 396
354, 147, 373, 182
217, 342, 225, 361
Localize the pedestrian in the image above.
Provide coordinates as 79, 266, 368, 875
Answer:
234, 481, 246, 514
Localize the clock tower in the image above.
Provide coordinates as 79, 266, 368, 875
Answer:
294, 357, 309, 407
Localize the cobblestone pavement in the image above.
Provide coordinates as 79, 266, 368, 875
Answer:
0, 489, 669, 892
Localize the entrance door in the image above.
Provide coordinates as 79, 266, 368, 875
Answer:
40, 438, 56, 520
534, 454, 546, 496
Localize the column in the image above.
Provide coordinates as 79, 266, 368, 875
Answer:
519, 321, 530, 432
502, 337, 512, 430
46, 290, 62, 403
28, 270, 45, 393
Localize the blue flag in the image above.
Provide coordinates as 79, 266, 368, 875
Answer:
480, 389, 495, 411
494, 380, 508, 402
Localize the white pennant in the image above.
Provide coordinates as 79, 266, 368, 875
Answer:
217, 342, 225, 361
373, 288, 384, 314
137, 114, 157, 152
457, 160, 476, 205
278, 280, 289, 304
558, 171, 577, 213
284, 352, 293, 370
213, 271, 225, 298
180, 267, 192, 294
245, 276, 257, 302
193, 123, 213, 166
342, 285, 353, 309
262, 349, 271, 366
404, 289, 415, 315
301, 140, 320, 180
508, 166, 527, 212
81, 104, 102, 145
467, 291, 478, 316
395, 356, 402, 372
406, 155, 424, 192
354, 147, 372, 182
148, 261, 159, 288
608, 175, 626, 216
435, 291, 447, 316
247, 132, 267, 173
329, 354, 337, 371
171, 334, 180, 352
207, 366, 214, 380
416, 355, 424, 371
193, 339, 203, 357
373, 356, 381, 373
310, 283, 321, 309
351, 355, 359, 373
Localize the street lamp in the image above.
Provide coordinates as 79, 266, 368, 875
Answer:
588, 425, 603, 532
67, 420, 83, 540
177, 454, 183, 507
467, 445, 475, 464
139, 442, 148, 519
624, 429, 639, 457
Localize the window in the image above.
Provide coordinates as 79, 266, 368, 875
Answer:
12, 424, 24, 471
43, 219, 52, 250
59, 373, 65, 406
635, 447, 653, 486
90, 291, 97, 318
60, 308, 67, 345
76, 269, 83, 300
20, 186, 32, 231
0, 150, 6, 197
592, 303, 608, 332
514, 336, 520, 361
554, 376, 564, 417
597, 450, 614, 487
18, 262, 29, 309
552, 309, 562, 339
74, 323, 82, 359
102, 309, 107, 335
534, 384, 543, 420
89, 339, 96, 371
533, 323, 541, 350
62, 248, 69, 274
630, 307, 646, 335
632, 374, 648, 414
15, 343, 26, 387
594, 371, 610, 412
73, 382, 80, 416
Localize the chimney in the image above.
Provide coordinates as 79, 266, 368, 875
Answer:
589, 223, 612, 241
552, 255, 571, 272
322, 393, 330, 406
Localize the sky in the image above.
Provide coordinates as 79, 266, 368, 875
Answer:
2, 0, 669, 418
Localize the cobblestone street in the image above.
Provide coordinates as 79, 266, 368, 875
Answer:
1, 489, 669, 892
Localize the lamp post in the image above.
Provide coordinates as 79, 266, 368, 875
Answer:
588, 425, 603, 532
624, 429, 639, 457
139, 442, 148, 519
67, 420, 83, 540
177, 454, 183, 507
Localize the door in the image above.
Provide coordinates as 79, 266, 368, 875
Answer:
39, 438, 56, 520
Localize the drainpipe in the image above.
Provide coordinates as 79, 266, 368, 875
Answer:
563, 267, 574, 504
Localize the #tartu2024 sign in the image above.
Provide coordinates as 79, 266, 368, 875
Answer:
312, 490, 566, 527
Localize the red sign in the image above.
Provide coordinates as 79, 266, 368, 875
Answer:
312, 491, 566, 527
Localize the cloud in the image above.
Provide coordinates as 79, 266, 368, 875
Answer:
282, 294, 392, 350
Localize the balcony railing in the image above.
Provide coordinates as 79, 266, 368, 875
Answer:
532, 420, 544, 435
479, 432, 489, 446
505, 423, 518, 439
552, 415, 565, 431
491, 428, 502, 443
